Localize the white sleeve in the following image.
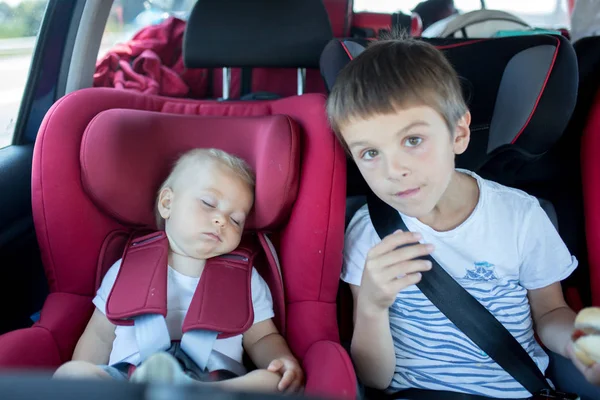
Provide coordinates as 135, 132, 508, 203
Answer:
519, 203, 578, 290
250, 268, 275, 324
92, 259, 122, 315
341, 206, 379, 286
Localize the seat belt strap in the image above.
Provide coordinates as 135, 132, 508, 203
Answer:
180, 329, 219, 371
206, 350, 248, 377
134, 314, 244, 375
366, 191, 550, 395
134, 314, 171, 363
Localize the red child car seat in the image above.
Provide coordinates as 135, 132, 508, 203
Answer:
82, 110, 302, 376
0, 0, 355, 397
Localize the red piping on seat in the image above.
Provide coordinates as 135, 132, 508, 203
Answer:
435, 39, 488, 49
340, 41, 354, 60
511, 37, 560, 144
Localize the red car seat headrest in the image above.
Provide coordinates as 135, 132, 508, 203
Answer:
80, 109, 300, 231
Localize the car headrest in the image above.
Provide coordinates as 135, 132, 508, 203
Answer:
320, 35, 578, 171
80, 110, 300, 231
183, 0, 333, 68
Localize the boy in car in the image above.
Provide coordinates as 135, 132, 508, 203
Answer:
53, 148, 303, 393
327, 36, 600, 398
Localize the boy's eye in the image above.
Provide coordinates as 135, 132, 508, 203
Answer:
361, 149, 379, 160
405, 137, 422, 147
230, 217, 241, 226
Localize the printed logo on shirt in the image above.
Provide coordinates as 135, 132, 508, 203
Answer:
464, 261, 498, 282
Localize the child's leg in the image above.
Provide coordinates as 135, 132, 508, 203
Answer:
205, 369, 281, 393
132, 353, 281, 392
53, 361, 112, 379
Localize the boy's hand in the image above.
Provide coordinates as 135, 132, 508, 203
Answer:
566, 342, 600, 386
358, 231, 433, 314
267, 356, 304, 393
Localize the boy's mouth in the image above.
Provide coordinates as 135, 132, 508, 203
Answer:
394, 188, 421, 198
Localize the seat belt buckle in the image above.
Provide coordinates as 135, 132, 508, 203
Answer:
533, 388, 580, 400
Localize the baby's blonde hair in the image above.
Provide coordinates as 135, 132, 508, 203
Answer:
155, 148, 255, 229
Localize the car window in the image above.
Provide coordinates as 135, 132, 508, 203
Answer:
353, 0, 481, 14
0, 0, 49, 148
485, 0, 570, 28
352, 0, 570, 29
98, 0, 196, 60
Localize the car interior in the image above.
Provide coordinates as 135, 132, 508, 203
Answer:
0, 0, 597, 399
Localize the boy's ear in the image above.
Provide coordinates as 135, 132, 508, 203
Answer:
158, 188, 174, 219
453, 111, 471, 155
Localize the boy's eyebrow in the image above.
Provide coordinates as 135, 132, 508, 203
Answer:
395, 121, 430, 137
348, 121, 431, 150
348, 140, 372, 150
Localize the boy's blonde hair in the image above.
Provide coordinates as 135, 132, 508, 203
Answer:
155, 148, 255, 229
326, 35, 468, 150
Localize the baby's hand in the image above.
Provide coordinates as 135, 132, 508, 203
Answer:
267, 356, 304, 393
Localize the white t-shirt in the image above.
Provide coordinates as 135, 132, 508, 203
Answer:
94, 260, 274, 366
342, 170, 577, 399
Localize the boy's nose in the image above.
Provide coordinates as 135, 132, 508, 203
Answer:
387, 157, 411, 180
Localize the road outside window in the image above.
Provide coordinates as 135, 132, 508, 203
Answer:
0, 0, 48, 148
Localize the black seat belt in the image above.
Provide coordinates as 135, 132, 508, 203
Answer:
366, 191, 551, 396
